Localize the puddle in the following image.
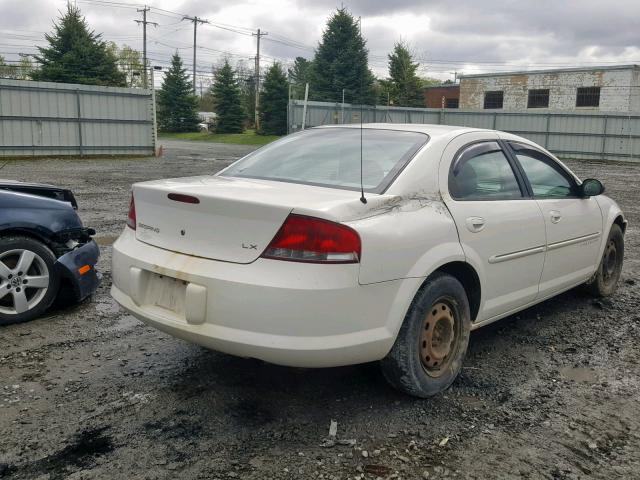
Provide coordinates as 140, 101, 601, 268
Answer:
560, 366, 598, 384
16, 427, 114, 479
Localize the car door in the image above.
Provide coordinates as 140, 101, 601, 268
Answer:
440, 133, 546, 322
506, 142, 603, 297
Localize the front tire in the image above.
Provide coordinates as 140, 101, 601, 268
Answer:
585, 224, 624, 297
380, 272, 471, 398
0, 236, 60, 326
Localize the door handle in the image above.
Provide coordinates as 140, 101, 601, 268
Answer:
465, 216, 486, 233
550, 210, 562, 224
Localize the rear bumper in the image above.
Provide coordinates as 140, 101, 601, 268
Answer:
110, 228, 403, 368
55, 239, 101, 301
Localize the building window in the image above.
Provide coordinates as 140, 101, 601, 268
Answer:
484, 91, 503, 109
445, 98, 459, 109
576, 87, 600, 107
527, 89, 549, 108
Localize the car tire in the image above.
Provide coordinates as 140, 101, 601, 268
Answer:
380, 272, 471, 398
0, 236, 60, 326
585, 224, 624, 297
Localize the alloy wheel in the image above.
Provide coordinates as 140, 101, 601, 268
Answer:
0, 249, 50, 315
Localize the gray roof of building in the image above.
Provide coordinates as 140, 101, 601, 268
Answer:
459, 64, 640, 79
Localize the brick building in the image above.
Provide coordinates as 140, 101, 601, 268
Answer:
423, 84, 460, 108
458, 65, 640, 112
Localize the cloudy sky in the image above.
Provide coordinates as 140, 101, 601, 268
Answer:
1, 0, 639, 87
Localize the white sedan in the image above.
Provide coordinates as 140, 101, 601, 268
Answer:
111, 124, 626, 397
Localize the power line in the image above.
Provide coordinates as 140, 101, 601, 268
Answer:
5, 0, 640, 84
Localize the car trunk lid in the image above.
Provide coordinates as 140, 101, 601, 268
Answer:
132, 175, 369, 264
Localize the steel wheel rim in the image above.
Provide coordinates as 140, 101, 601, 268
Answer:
420, 300, 458, 378
0, 249, 50, 315
603, 239, 618, 283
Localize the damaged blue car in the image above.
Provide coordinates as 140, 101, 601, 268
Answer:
0, 180, 100, 325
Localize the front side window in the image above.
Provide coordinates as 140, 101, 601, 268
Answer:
449, 142, 523, 200
484, 91, 503, 109
220, 128, 429, 193
510, 145, 577, 198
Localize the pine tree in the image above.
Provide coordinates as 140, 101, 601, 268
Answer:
259, 63, 289, 136
156, 53, 200, 133
235, 60, 256, 126
387, 42, 424, 107
288, 56, 311, 99
309, 8, 374, 104
211, 60, 245, 134
32, 4, 125, 86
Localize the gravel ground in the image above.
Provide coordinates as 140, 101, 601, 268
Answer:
0, 140, 639, 480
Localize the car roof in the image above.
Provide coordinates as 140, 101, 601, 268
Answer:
314, 123, 492, 139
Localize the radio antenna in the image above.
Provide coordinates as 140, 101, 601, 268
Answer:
359, 102, 366, 204
358, 15, 367, 204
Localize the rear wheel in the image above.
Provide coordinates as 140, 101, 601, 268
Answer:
585, 224, 624, 297
381, 272, 471, 398
0, 236, 60, 326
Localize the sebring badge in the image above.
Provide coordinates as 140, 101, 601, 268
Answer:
138, 223, 159, 234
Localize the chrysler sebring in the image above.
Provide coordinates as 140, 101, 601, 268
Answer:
111, 124, 625, 397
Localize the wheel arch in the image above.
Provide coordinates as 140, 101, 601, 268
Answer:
433, 261, 481, 322
613, 214, 627, 234
0, 226, 54, 247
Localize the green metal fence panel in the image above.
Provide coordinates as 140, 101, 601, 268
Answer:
289, 100, 640, 161
0, 79, 154, 157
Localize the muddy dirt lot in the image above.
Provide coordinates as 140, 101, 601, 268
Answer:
1, 140, 639, 480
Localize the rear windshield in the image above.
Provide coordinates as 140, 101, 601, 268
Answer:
220, 128, 429, 193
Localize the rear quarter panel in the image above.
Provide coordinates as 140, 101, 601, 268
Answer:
347, 142, 464, 286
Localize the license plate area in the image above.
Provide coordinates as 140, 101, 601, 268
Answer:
145, 273, 187, 316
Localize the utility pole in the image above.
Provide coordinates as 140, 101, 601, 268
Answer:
135, 6, 157, 89
253, 28, 268, 130
183, 15, 208, 95
150, 66, 161, 155
301, 82, 309, 130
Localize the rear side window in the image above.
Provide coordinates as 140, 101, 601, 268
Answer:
220, 128, 428, 193
449, 142, 523, 200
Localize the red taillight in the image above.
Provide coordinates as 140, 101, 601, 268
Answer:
262, 214, 361, 263
126, 194, 136, 230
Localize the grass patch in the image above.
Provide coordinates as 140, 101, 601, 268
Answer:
159, 130, 280, 146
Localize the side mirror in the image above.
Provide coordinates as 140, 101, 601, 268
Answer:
580, 178, 605, 197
